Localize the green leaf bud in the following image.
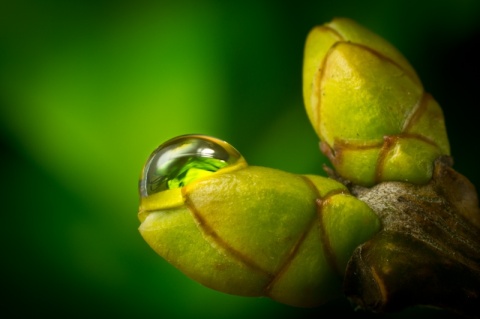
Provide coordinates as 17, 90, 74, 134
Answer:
303, 18, 450, 186
138, 135, 380, 307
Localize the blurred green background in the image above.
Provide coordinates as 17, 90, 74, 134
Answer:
1, 0, 479, 318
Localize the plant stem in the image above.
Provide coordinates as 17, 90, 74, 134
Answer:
340, 157, 480, 318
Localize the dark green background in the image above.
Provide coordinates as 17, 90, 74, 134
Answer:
1, 0, 479, 318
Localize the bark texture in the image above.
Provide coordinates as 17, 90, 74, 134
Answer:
339, 157, 480, 318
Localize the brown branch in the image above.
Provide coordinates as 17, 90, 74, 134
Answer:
343, 157, 480, 318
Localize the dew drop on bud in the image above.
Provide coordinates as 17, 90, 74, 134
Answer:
139, 135, 245, 197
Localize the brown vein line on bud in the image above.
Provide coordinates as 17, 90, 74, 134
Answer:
263, 178, 347, 295
402, 92, 429, 133
333, 139, 384, 151
339, 42, 421, 87
263, 176, 328, 294
375, 135, 399, 184
263, 211, 317, 296
313, 28, 345, 141
316, 188, 352, 277
323, 139, 383, 167
316, 196, 341, 277
182, 191, 274, 280
375, 133, 441, 183
401, 133, 441, 147
316, 41, 421, 132
138, 207, 165, 214
322, 25, 345, 41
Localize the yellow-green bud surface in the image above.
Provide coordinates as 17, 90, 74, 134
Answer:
138, 135, 380, 307
303, 18, 450, 186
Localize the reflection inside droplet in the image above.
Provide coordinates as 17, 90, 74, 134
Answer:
139, 135, 245, 196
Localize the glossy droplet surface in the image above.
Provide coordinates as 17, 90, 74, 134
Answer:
140, 135, 245, 196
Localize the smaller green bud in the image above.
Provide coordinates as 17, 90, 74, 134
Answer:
138, 135, 380, 307
303, 18, 450, 186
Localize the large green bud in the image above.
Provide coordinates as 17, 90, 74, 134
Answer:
138, 135, 380, 307
303, 18, 450, 186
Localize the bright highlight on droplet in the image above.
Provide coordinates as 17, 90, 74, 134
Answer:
139, 135, 245, 196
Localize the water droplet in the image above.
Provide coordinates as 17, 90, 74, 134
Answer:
140, 135, 245, 196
